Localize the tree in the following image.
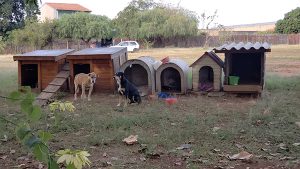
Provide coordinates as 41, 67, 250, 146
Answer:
9, 19, 56, 49
275, 7, 300, 34
138, 7, 198, 39
114, 0, 199, 45
56, 13, 113, 45
113, 0, 157, 39
0, 0, 40, 37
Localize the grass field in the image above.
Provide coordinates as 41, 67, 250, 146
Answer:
0, 45, 300, 168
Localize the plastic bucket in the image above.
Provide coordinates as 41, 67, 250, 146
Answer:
229, 76, 239, 85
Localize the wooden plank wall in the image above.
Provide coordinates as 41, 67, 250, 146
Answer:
41, 61, 59, 90
93, 60, 114, 92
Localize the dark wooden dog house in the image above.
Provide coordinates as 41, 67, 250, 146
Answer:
190, 51, 224, 92
214, 42, 271, 93
13, 49, 74, 92
120, 56, 160, 96
67, 47, 127, 93
156, 58, 189, 94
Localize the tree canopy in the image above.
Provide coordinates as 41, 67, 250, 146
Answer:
0, 0, 40, 37
113, 0, 199, 42
275, 7, 300, 34
56, 12, 113, 44
9, 19, 56, 49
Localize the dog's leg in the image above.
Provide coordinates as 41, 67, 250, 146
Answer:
117, 95, 121, 107
87, 84, 93, 101
81, 83, 86, 99
124, 96, 128, 107
74, 83, 78, 100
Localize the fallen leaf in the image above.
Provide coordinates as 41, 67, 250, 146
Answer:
228, 151, 253, 160
280, 156, 295, 160
212, 127, 221, 132
122, 135, 138, 145
213, 149, 221, 153
0, 155, 7, 160
261, 148, 269, 152
14, 164, 26, 168
293, 143, 300, 146
10, 149, 16, 154
0, 135, 8, 142
235, 143, 243, 149
140, 157, 146, 161
269, 153, 281, 157
175, 162, 182, 166
111, 157, 118, 161
38, 163, 44, 169
176, 144, 192, 150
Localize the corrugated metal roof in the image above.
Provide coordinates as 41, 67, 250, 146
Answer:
214, 42, 271, 53
16, 49, 74, 57
164, 58, 190, 72
46, 3, 91, 12
190, 51, 224, 68
69, 47, 126, 55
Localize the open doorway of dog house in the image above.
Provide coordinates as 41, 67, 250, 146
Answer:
124, 64, 148, 95
161, 67, 181, 93
231, 53, 261, 85
73, 64, 90, 76
21, 64, 38, 90
199, 66, 214, 91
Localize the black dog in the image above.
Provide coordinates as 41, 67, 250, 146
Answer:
113, 72, 141, 106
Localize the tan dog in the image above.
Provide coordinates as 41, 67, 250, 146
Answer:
74, 72, 97, 101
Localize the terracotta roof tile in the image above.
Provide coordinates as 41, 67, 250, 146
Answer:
46, 3, 91, 12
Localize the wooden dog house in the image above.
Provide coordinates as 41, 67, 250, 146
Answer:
156, 58, 189, 94
13, 49, 74, 92
120, 56, 160, 96
190, 51, 224, 92
214, 42, 271, 93
67, 47, 127, 93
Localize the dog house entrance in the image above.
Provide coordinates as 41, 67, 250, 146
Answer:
230, 53, 261, 85
161, 67, 181, 92
199, 66, 214, 91
124, 64, 148, 94
73, 64, 90, 76
21, 64, 38, 88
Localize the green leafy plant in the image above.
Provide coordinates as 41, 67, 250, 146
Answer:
1, 87, 91, 169
56, 149, 91, 169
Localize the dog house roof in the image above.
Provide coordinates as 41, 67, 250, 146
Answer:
190, 51, 224, 68
13, 49, 74, 61
213, 42, 271, 53
69, 47, 126, 56
159, 58, 190, 72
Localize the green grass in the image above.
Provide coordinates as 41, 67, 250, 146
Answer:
1, 48, 300, 168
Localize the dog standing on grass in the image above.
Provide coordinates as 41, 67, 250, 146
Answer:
113, 72, 141, 107
74, 72, 97, 101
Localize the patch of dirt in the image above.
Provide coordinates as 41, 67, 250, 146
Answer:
266, 60, 300, 77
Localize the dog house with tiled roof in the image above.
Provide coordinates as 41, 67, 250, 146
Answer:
213, 42, 271, 93
190, 51, 224, 92
67, 47, 127, 93
156, 58, 189, 94
13, 49, 74, 92
120, 56, 161, 96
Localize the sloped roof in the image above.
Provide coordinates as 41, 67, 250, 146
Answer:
213, 42, 271, 53
13, 49, 74, 61
190, 51, 224, 68
45, 3, 91, 12
69, 47, 126, 56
